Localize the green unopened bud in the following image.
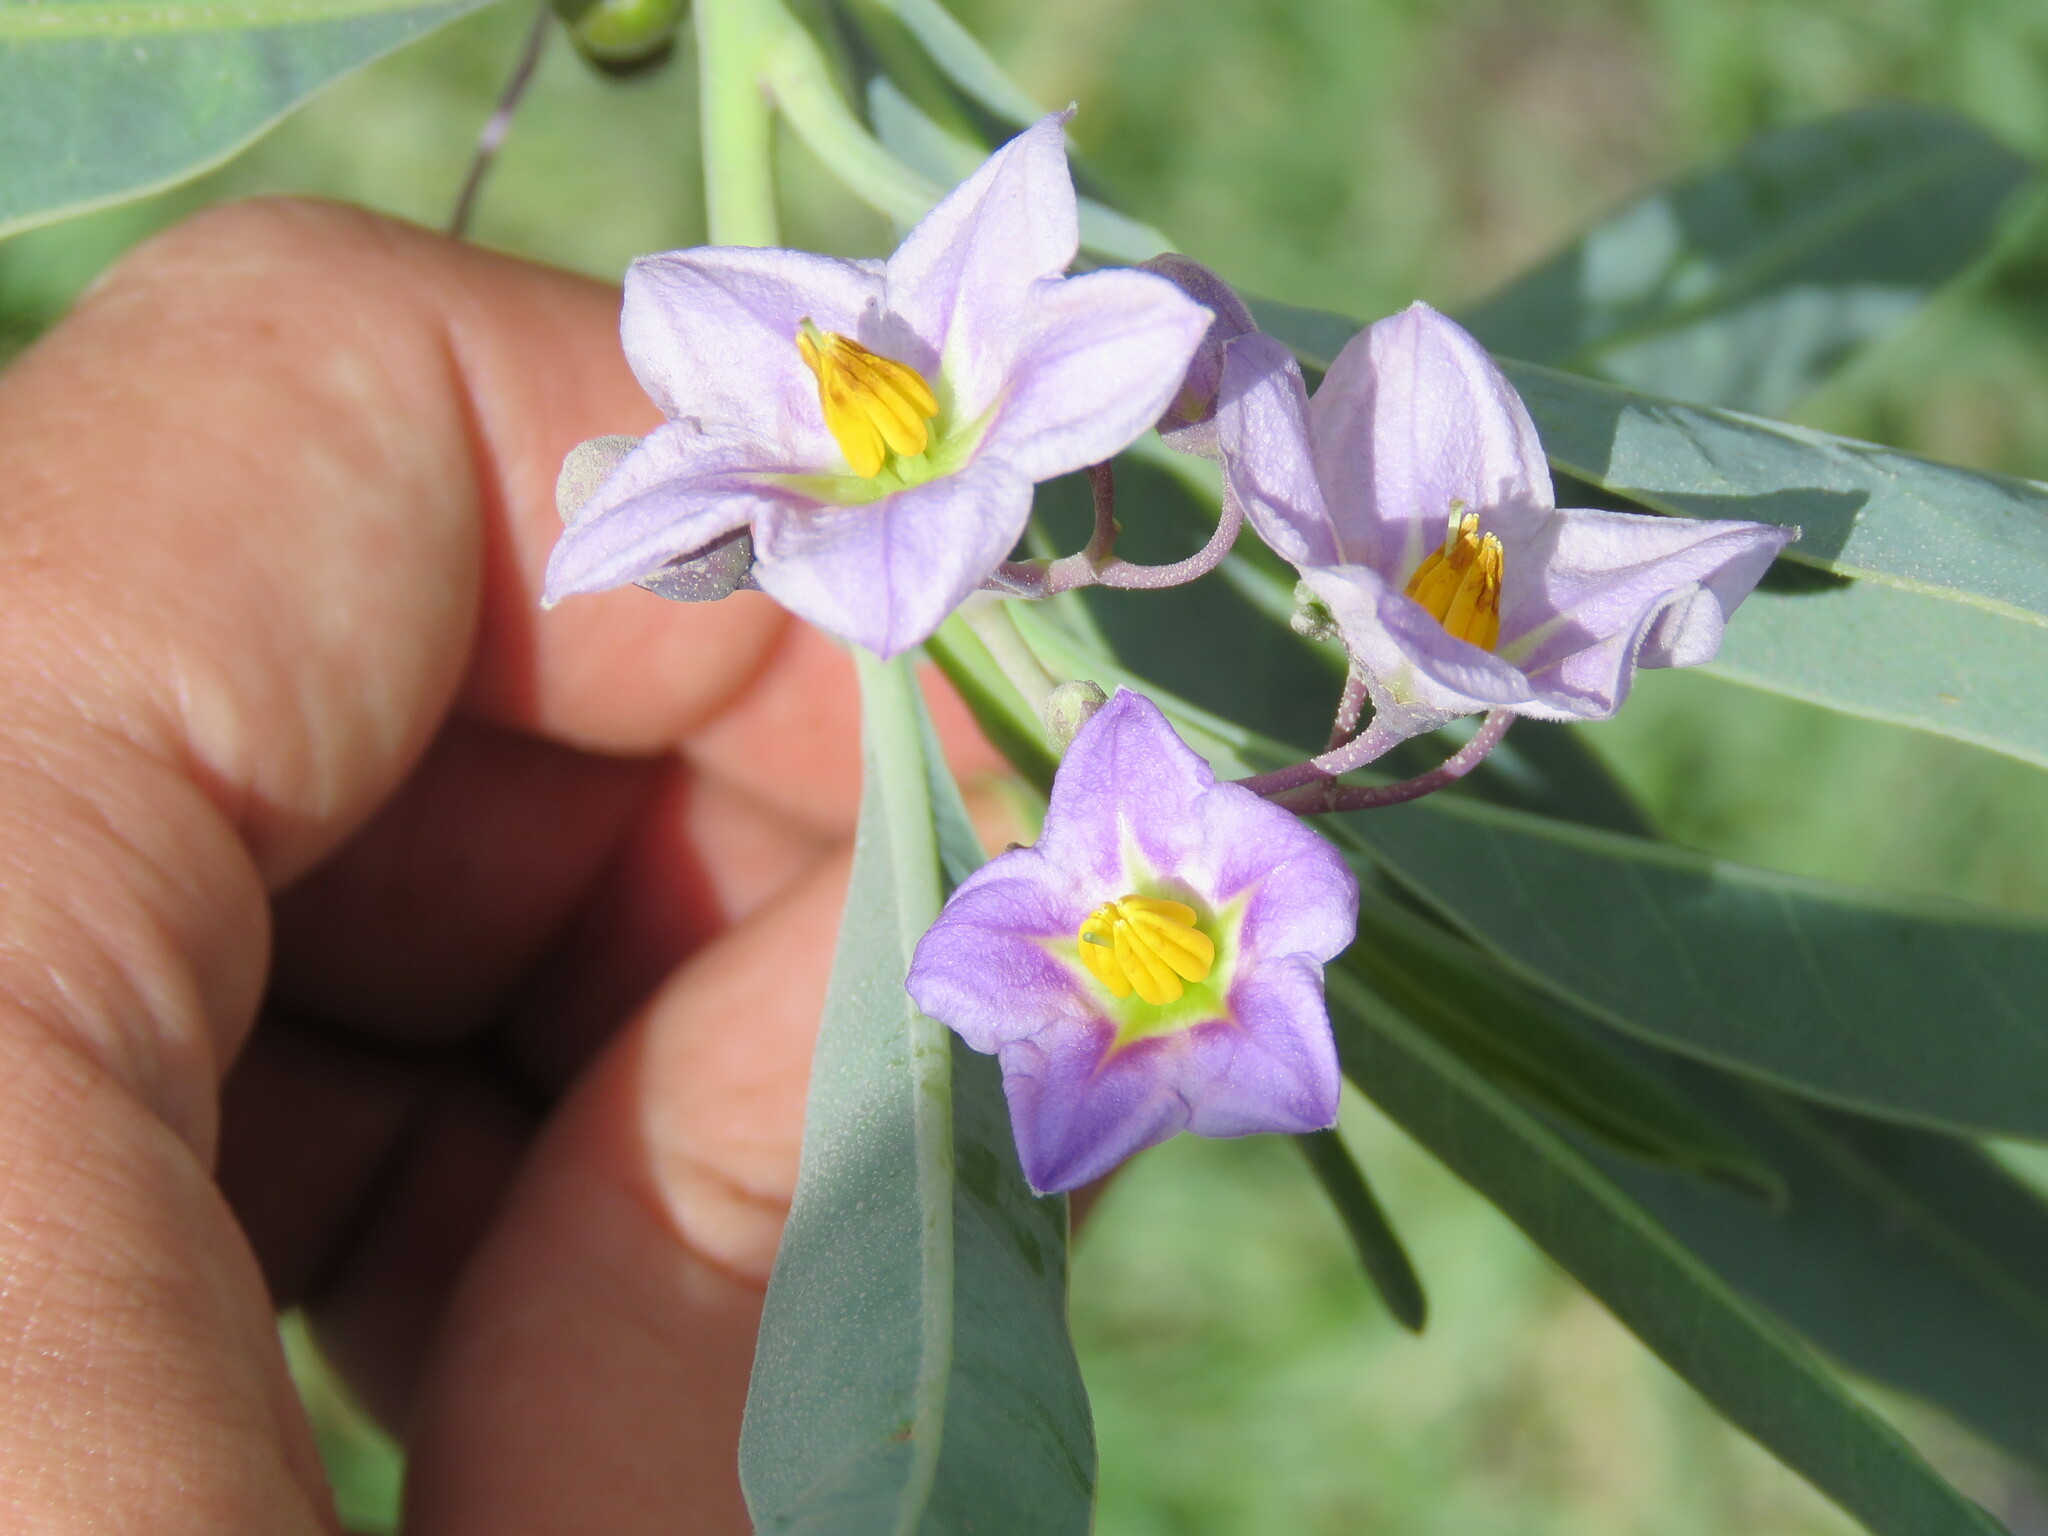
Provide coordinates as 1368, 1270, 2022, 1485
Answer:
1044, 679, 1109, 754
553, 0, 687, 74
1289, 580, 1340, 644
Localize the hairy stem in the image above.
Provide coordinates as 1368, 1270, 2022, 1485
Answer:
448, 0, 552, 239
1083, 461, 1119, 562
1326, 664, 1369, 751
1261, 709, 1517, 815
988, 466, 1245, 597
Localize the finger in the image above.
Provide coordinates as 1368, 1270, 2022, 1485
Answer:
229, 757, 831, 1393
404, 847, 852, 1536
0, 199, 793, 1527
268, 717, 659, 1047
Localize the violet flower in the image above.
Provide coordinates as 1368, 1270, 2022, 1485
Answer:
542, 113, 1212, 658
1211, 301, 1796, 744
907, 689, 1358, 1193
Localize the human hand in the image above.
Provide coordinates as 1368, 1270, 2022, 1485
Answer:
0, 200, 1001, 1535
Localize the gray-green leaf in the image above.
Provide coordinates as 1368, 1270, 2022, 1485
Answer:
0, 0, 499, 238
1593, 1061, 2048, 1477
1459, 103, 2033, 416
740, 651, 1092, 1536
1341, 790, 2048, 1143
1329, 972, 2010, 1536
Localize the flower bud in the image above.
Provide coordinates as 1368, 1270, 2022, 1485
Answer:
552, 0, 687, 75
1139, 254, 1258, 459
1043, 679, 1109, 754
556, 434, 755, 602
556, 435, 641, 527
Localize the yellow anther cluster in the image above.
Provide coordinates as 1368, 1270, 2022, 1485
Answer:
1404, 507, 1504, 651
795, 320, 939, 479
1077, 895, 1216, 1007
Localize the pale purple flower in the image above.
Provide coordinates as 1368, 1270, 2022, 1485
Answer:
907, 689, 1357, 1194
1211, 301, 1797, 742
542, 113, 1212, 657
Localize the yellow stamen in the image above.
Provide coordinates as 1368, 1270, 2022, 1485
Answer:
1076, 895, 1215, 1007
1404, 505, 1504, 651
795, 319, 939, 478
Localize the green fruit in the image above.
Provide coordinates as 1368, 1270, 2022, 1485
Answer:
552, 0, 688, 75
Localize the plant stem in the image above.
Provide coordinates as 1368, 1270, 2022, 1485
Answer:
1327, 664, 1369, 751
958, 596, 1060, 718
1258, 709, 1517, 815
696, 0, 780, 245
1083, 462, 1119, 562
988, 466, 1245, 597
448, 0, 552, 238
765, 16, 942, 226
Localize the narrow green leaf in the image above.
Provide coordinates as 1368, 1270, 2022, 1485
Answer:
1340, 790, 2048, 1143
740, 651, 1092, 1536
927, 614, 1059, 795
1504, 357, 2048, 627
1592, 1063, 2048, 1477
1349, 891, 1783, 1204
1459, 104, 2033, 416
0, 0, 498, 237
1291, 1129, 1428, 1332
1328, 972, 2010, 1536
1707, 573, 2048, 771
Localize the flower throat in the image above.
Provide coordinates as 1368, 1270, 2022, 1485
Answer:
1405, 505, 1503, 651
1077, 896, 1215, 1006
795, 319, 939, 479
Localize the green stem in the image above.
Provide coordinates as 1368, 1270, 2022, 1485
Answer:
958, 596, 1060, 720
695, 0, 780, 245
765, 14, 943, 227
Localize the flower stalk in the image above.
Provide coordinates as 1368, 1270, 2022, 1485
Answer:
1259, 708, 1517, 814
989, 462, 1246, 598
695, 0, 779, 244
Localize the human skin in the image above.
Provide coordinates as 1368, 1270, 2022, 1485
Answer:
0, 199, 1002, 1534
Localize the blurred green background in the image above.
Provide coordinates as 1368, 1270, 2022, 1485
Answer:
19, 0, 2048, 1530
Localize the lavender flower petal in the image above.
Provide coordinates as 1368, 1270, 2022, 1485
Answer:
542, 422, 785, 603
622, 247, 884, 471
1311, 302, 1555, 577
886, 112, 1079, 422
1140, 252, 1259, 456
979, 267, 1212, 482
1213, 333, 1343, 569
1504, 507, 1797, 719
750, 456, 1034, 658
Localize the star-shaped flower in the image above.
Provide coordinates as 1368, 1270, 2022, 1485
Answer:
543, 113, 1213, 657
907, 689, 1358, 1193
1210, 300, 1796, 742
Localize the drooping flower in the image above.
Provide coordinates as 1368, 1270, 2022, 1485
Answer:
906, 689, 1358, 1193
1203, 298, 1796, 743
542, 113, 1213, 657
